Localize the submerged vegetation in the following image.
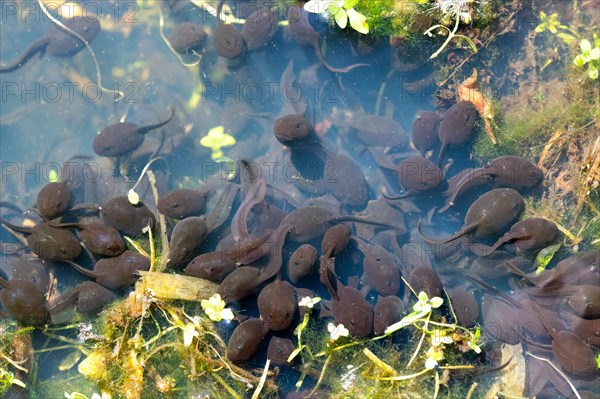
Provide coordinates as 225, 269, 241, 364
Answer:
1, 0, 598, 398
471, 2, 600, 250
301, 0, 501, 55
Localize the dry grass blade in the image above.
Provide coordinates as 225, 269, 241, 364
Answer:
136, 271, 219, 302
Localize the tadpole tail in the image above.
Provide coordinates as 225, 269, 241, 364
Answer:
319, 254, 339, 301
471, 236, 512, 257
436, 140, 448, 168
439, 167, 491, 213
138, 107, 176, 135
0, 216, 31, 235
64, 260, 96, 279
463, 272, 522, 308
382, 189, 414, 201
416, 219, 472, 245
0, 38, 48, 73
313, 45, 369, 74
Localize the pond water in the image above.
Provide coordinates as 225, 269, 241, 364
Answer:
0, 1, 599, 398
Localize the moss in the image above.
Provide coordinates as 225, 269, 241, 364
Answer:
34, 371, 99, 398
472, 99, 592, 162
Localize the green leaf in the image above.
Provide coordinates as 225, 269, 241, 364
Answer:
473, 326, 481, 342
347, 7, 368, 34
574, 54, 586, 67
534, 243, 561, 274
590, 47, 600, 60
343, 0, 359, 9
287, 345, 304, 362
588, 64, 599, 80
556, 32, 578, 45
327, 2, 342, 15
548, 24, 557, 34
430, 296, 444, 308
459, 35, 478, 53
333, 7, 348, 29
534, 24, 546, 33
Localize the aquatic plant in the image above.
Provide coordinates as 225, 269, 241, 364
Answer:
534, 243, 561, 274
64, 392, 110, 399
200, 294, 234, 322
0, 368, 26, 395
287, 296, 321, 364
48, 169, 60, 183
199, 126, 236, 161
304, 0, 370, 34
424, 0, 477, 59
574, 35, 600, 80
535, 11, 579, 45
283, 279, 485, 397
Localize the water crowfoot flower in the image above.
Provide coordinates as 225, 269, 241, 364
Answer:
200, 294, 234, 322
298, 296, 321, 309
327, 322, 349, 341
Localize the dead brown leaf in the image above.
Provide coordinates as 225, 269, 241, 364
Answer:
458, 69, 497, 144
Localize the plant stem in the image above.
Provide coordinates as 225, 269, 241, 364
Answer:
429, 11, 461, 59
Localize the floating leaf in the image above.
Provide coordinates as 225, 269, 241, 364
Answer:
331, 6, 348, 29
200, 126, 236, 160
534, 243, 561, 274
347, 8, 368, 34
343, 0, 359, 9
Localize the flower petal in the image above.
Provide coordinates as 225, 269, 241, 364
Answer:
220, 308, 235, 320
580, 39, 592, 53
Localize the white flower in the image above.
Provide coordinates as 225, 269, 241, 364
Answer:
182, 322, 199, 347
328, 322, 349, 341
298, 296, 321, 309
431, 329, 454, 347
201, 294, 235, 322
127, 189, 140, 205
425, 357, 438, 370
